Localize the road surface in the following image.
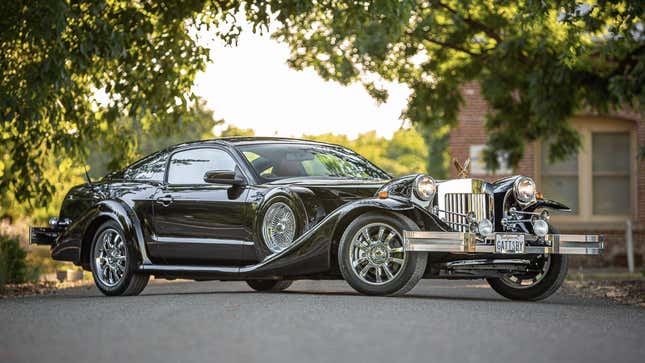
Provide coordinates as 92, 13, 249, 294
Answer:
1, 279, 643, 363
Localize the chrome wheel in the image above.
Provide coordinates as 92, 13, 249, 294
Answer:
349, 223, 406, 285
93, 228, 127, 287
500, 255, 551, 289
262, 202, 296, 253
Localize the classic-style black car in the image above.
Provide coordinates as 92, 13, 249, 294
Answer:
30, 137, 603, 300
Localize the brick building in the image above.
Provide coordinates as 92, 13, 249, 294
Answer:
451, 83, 643, 268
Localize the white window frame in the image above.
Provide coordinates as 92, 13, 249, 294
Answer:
536, 117, 637, 226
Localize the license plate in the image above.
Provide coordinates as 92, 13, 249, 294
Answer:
495, 234, 525, 254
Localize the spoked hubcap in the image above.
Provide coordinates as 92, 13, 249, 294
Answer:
349, 223, 406, 285
94, 228, 127, 287
501, 254, 551, 289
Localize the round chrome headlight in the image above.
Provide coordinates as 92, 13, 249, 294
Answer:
262, 202, 296, 253
478, 219, 494, 237
413, 174, 437, 201
513, 176, 536, 204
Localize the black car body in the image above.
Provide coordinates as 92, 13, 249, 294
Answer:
31, 137, 604, 299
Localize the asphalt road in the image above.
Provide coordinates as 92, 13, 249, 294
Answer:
1, 279, 643, 363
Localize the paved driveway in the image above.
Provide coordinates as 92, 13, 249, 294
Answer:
1, 279, 643, 363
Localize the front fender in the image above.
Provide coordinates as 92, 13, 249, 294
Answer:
239, 197, 434, 278
525, 199, 571, 213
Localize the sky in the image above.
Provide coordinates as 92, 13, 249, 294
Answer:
192, 25, 411, 139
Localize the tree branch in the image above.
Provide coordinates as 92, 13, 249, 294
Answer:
434, 1, 503, 43
425, 38, 479, 57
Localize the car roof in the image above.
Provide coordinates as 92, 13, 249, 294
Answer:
167, 137, 352, 152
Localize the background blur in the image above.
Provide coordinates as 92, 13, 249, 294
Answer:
1, 1, 642, 287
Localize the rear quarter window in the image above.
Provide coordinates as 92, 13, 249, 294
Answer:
123, 152, 168, 182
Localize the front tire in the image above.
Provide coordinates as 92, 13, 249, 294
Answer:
246, 280, 293, 292
90, 220, 149, 296
338, 212, 427, 296
487, 224, 568, 301
486, 254, 568, 301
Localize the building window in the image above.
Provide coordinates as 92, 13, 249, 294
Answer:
539, 118, 635, 223
540, 147, 579, 213
592, 132, 631, 215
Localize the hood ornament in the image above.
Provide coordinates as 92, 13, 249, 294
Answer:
453, 158, 471, 178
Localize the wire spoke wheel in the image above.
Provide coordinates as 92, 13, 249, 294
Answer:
262, 202, 296, 253
500, 255, 551, 289
93, 228, 127, 287
349, 223, 406, 286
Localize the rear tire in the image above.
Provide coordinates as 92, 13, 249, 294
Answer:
338, 212, 427, 296
90, 220, 149, 296
246, 280, 293, 292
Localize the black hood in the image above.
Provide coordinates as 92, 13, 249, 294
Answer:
267, 177, 387, 201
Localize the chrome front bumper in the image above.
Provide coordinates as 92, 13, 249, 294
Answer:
403, 231, 604, 255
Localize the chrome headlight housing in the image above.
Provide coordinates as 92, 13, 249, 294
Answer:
413, 174, 437, 201
513, 176, 536, 204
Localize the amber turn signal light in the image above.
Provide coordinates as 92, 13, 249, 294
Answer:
377, 191, 389, 199
536, 192, 543, 200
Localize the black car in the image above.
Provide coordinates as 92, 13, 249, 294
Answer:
30, 137, 604, 300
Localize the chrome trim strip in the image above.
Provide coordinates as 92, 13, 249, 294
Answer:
403, 231, 604, 255
151, 236, 255, 246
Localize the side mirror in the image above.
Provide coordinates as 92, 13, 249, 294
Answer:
203, 169, 245, 186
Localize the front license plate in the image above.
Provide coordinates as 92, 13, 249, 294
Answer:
495, 234, 525, 254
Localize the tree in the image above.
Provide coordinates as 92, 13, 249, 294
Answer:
272, 0, 644, 174
219, 125, 256, 137
87, 97, 222, 178
0, 0, 277, 204
0, 97, 220, 222
4, 1, 641, 206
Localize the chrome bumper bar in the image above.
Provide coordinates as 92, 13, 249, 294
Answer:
403, 231, 604, 255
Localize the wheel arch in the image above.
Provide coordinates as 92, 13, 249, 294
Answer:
328, 199, 437, 273
79, 200, 150, 269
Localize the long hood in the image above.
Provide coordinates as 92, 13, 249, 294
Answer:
267, 177, 387, 200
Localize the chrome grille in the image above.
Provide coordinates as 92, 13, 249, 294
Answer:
444, 193, 491, 232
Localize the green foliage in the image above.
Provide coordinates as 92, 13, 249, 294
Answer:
0, 0, 275, 205
87, 98, 221, 178
272, 0, 644, 174
4, 0, 640, 207
220, 125, 256, 137
0, 234, 28, 289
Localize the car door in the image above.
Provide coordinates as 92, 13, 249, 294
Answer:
148, 146, 255, 265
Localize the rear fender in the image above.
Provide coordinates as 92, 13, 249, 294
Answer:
55, 200, 151, 267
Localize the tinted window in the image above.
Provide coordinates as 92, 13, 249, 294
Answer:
239, 143, 390, 182
123, 152, 168, 182
168, 148, 237, 185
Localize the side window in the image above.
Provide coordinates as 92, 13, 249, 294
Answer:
123, 152, 168, 182
168, 148, 237, 185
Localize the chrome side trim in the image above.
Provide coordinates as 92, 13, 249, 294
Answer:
403, 231, 604, 255
151, 236, 255, 246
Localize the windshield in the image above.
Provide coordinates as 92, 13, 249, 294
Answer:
238, 143, 390, 182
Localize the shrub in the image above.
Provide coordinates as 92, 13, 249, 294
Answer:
0, 234, 28, 291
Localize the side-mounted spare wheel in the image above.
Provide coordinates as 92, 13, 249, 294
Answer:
338, 211, 427, 296
259, 195, 304, 254
90, 220, 149, 296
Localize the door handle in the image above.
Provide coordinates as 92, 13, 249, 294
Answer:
155, 195, 174, 207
